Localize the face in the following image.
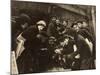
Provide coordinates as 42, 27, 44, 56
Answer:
64, 38, 69, 45
49, 38, 56, 45
82, 22, 88, 27
21, 23, 28, 29
73, 25, 79, 31
38, 25, 44, 31
56, 19, 60, 25
77, 23, 82, 28
49, 39, 54, 45
51, 17, 56, 21
60, 38, 69, 46
63, 21, 67, 26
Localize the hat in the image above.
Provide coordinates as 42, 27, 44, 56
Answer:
49, 36, 57, 41
36, 20, 46, 27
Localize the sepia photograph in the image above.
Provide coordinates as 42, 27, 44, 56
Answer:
11, 0, 96, 74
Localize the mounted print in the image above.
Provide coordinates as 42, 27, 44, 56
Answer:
11, 0, 96, 74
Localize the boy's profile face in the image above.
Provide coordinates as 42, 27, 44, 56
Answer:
38, 25, 44, 31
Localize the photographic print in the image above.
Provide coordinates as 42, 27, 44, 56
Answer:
11, 0, 96, 74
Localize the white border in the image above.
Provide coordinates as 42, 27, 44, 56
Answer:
0, 0, 98, 75
16, 0, 96, 5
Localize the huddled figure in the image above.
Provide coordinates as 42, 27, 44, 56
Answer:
11, 13, 96, 74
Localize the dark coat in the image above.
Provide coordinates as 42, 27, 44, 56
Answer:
17, 25, 51, 73
17, 25, 40, 73
47, 21, 59, 38
76, 34, 91, 59
78, 28, 95, 59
